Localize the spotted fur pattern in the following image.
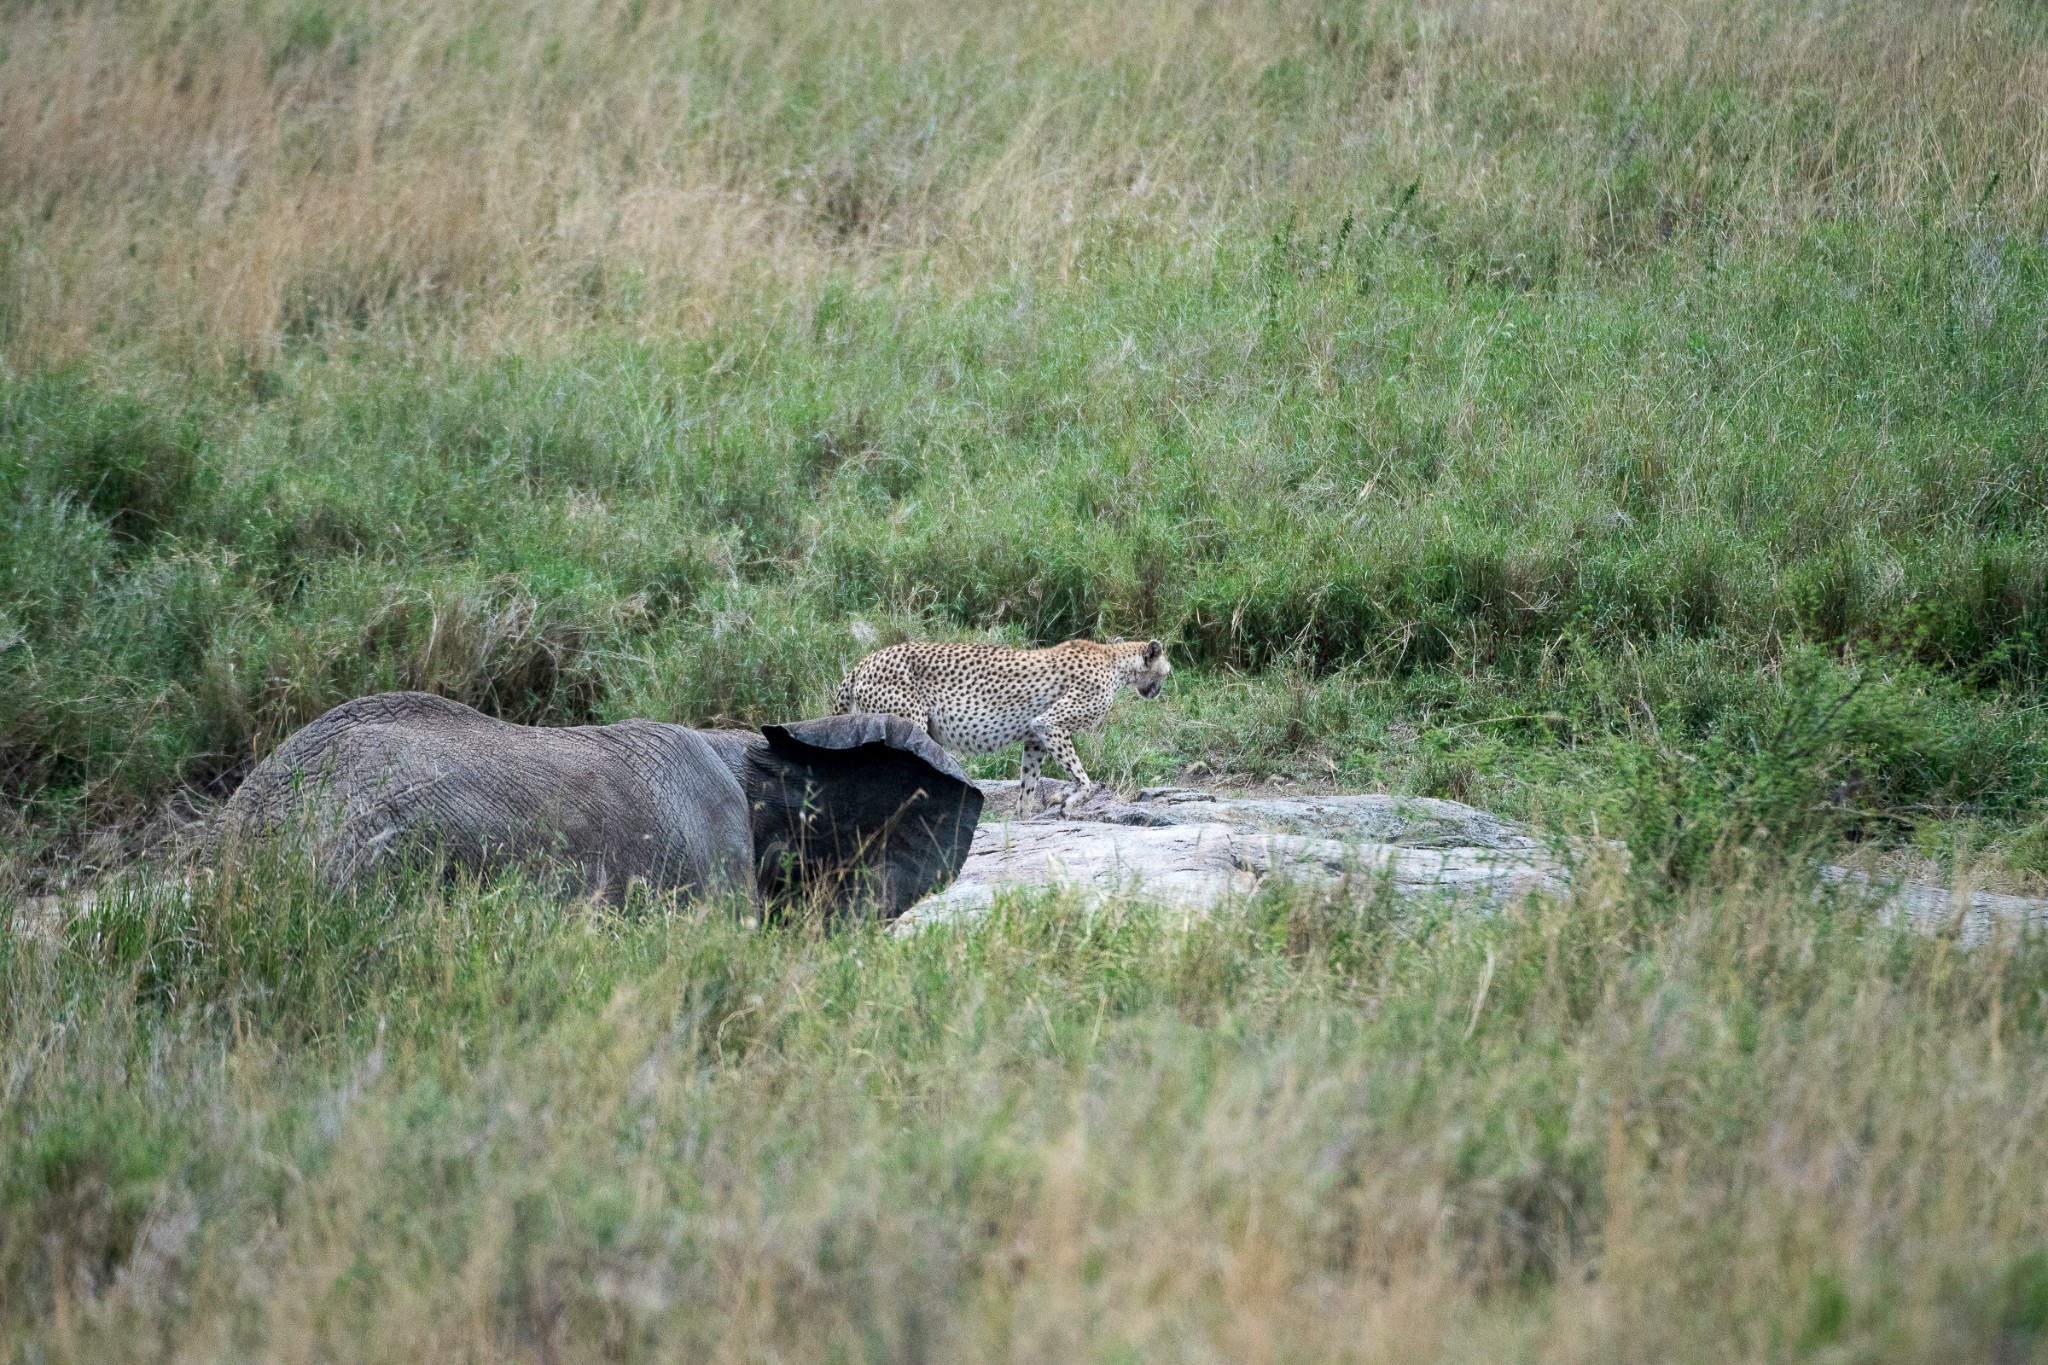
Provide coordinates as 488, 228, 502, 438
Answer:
834, 638, 1172, 815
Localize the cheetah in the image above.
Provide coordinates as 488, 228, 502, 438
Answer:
833, 638, 1172, 815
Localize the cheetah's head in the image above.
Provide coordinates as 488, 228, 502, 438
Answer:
1129, 639, 1171, 699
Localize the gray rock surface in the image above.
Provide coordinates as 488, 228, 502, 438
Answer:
901, 782, 1569, 928
992, 782, 1544, 848
1821, 867, 2048, 944
901, 780, 2048, 943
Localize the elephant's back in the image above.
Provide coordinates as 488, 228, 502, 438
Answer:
217, 692, 750, 900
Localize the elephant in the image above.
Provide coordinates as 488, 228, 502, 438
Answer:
210, 691, 983, 919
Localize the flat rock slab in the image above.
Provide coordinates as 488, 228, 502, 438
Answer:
1820, 867, 2048, 944
901, 783, 1570, 930
982, 781, 1546, 849
901, 781, 2048, 943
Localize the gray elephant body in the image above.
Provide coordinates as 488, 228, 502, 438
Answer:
213, 692, 981, 917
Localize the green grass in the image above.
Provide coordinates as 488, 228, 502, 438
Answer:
4, 2, 2046, 876
5, 224, 2046, 875
7, 0, 2048, 1354
6, 860, 2048, 1359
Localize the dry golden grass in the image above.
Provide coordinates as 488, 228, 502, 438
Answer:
11, 859, 2048, 1361
4, 0, 2045, 365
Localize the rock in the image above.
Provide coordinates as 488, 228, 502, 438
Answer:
1820, 866, 2048, 945
899, 783, 1570, 930
901, 781, 2048, 943
975, 781, 1541, 848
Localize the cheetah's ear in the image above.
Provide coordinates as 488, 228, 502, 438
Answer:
1144, 639, 1163, 662
1108, 636, 1124, 645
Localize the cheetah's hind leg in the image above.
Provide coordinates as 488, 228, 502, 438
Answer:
1018, 736, 1047, 818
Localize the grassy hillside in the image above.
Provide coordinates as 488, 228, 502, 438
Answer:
5, 0, 2048, 1355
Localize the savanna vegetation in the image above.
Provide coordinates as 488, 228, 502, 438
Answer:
5, 0, 2048, 1357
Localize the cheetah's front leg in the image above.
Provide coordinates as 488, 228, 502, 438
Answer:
1040, 726, 1094, 814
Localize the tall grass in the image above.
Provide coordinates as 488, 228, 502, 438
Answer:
6, 860, 2048, 1360
4, 0, 2046, 362
7, 2, 2048, 1350
5, 236, 2045, 860
4, 0, 2048, 870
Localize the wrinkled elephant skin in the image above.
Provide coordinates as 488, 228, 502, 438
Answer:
213, 693, 980, 917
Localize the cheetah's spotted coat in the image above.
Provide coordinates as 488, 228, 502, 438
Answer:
834, 638, 1172, 814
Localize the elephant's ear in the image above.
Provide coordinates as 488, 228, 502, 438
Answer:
753, 714, 983, 919
762, 714, 972, 785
